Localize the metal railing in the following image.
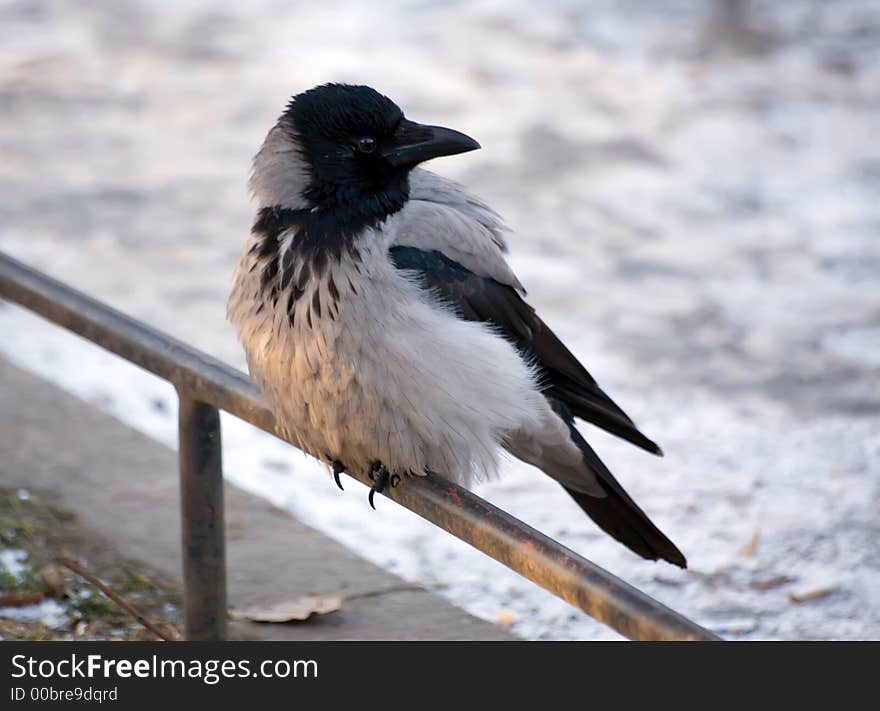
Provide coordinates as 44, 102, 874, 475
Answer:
0, 252, 720, 641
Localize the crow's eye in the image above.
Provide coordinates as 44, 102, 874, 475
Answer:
356, 136, 377, 154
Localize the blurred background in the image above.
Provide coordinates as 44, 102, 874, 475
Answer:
1, 0, 878, 639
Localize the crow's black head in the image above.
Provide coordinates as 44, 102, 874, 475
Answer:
279, 83, 480, 213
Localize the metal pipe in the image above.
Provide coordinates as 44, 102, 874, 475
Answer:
0, 253, 276, 434
389, 474, 712, 641
178, 396, 227, 641
0, 251, 720, 641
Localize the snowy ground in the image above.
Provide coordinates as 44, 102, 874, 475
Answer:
1, 0, 878, 639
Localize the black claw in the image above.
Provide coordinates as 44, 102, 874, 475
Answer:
368, 465, 390, 510
331, 460, 345, 491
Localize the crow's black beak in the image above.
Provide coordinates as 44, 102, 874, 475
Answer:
382, 119, 480, 168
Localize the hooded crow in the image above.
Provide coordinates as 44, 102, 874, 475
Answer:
228, 83, 686, 567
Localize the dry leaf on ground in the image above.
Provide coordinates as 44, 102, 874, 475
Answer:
739, 532, 760, 558
496, 611, 516, 629
788, 586, 839, 604
230, 594, 344, 623
749, 575, 792, 591
40, 565, 67, 598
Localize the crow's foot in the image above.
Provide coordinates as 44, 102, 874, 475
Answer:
368, 461, 392, 509
331, 460, 346, 491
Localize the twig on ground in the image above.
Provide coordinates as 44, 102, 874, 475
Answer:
59, 558, 174, 641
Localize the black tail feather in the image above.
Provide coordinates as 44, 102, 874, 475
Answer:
563, 485, 686, 568
562, 413, 687, 568
562, 387, 664, 456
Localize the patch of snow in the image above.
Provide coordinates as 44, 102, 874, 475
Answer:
0, 549, 28, 579
0, 599, 68, 629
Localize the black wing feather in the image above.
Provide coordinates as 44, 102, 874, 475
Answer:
389, 246, 662, 455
